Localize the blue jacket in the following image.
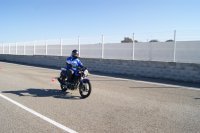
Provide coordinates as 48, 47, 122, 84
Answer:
66, 56, 83, 72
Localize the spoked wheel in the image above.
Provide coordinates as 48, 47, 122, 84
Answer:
58, 77, 67, 92
79, 80, 92, 98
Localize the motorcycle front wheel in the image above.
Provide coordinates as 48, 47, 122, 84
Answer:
79, 80, 92, 98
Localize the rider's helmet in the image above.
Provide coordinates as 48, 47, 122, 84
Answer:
71, 49, 79, 58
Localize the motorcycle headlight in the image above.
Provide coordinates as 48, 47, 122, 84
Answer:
84, 70, 89, 77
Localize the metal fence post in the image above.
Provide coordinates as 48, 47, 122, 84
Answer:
16, 42, 17, 55
45, 40, 48, 55
33, 41, 36, 55
8, 43, 10, 54
2, 43, 4, 54
24, 43, 26, 55
132, 33, 135, 60
149, 42, 152, 61
60, 38, 63, 56
173, 30, 177, 62
101, 35, 104, 59
78, 36, 80, 57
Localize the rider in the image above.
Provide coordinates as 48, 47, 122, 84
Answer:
65, 49, 84, 82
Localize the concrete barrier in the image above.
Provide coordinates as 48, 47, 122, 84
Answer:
0, 54, 200, 83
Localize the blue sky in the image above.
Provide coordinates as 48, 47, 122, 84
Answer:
0, 0, 200, 43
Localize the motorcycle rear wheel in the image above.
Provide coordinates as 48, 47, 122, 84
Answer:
60, 85, 67, 92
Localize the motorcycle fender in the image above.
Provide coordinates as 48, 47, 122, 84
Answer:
82, 79, 90, 83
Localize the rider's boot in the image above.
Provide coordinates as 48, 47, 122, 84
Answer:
57, 77, 66, 85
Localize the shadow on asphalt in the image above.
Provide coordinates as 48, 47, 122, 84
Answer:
2, 88, 82, 100
194, 98, 200, 100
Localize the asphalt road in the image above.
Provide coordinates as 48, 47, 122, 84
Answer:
0, 62, 200, 133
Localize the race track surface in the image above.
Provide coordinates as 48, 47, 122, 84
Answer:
0, 62, 200, 133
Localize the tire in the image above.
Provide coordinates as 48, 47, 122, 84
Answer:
60, 85, 67, 92
79, 80, 92, 98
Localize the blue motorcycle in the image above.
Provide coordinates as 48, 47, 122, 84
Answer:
57, 67, 92, 98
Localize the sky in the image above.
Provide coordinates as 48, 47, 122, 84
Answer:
0, 0, 200, 43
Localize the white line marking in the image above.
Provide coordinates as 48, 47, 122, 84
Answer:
0, 93, 78, 133
4, 62, 199, 91
91, 74, 200, 91
53, 69, 200, 91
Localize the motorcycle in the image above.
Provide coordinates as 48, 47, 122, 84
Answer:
57, 67, 92, 98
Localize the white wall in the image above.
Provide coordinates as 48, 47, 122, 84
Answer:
176, 41, 200, 64
1, 41, 200, 64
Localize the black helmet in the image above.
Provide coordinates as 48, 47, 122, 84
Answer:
71, 49, 79, 58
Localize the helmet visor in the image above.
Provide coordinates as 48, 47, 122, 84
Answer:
72, 51, 79, 57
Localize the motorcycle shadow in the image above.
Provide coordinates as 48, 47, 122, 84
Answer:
2, 88, 82, 100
